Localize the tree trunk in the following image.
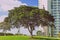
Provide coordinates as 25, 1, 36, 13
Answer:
30, 30, 33, 37
51, 26, 54, 37
28, 27, 33, 38
17, 27, 20, 35
48, 23, 54, 37
3, 30, 7, 36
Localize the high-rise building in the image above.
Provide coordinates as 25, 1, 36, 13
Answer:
38, 0, 48, 10
38, 0, 60, 36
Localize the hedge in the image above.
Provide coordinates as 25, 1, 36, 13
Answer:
33, 36, 60, 40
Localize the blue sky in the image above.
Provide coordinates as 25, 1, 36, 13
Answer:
0, 0, 38, 22
0, 0, 41, 35
20, 0, 38, 6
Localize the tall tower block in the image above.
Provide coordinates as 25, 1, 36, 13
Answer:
38, 0, 60, 37
38, 0, 48, 10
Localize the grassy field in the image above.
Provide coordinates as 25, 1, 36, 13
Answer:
0, 36, 60, 40
0, 36, 30, 40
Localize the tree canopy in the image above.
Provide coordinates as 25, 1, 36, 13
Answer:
0, 5, 54, 36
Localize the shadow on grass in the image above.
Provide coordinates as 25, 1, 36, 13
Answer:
29, 36, 60, 40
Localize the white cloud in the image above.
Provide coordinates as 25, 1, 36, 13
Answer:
0, 15, 8, 22
0, 0, 27, 11
0, 0, 27, 22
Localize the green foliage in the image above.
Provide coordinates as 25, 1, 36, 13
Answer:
37, 31, 42, 36
0, 22, 11, 30
0, 33, 13, 36
7, 5, 55, 36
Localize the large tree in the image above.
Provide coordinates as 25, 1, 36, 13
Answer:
0, 17, 11, 36
8, 5, 54, 37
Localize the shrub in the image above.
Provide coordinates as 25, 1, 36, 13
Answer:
36, 31, 42, 36
0, 32, 13, 36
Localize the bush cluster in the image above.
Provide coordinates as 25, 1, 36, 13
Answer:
0, 33, 13, 36
33, 36, 60, 40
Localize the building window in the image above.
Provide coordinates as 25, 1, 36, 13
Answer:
51, 5, 57, 9
58, 0, 60, 1
53, 2, 57, 4
53, 0, 57, 1
58, 2, 60, 4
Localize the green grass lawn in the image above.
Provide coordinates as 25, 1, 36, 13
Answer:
0, 36, 30, 40
0, 36, 60, 40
